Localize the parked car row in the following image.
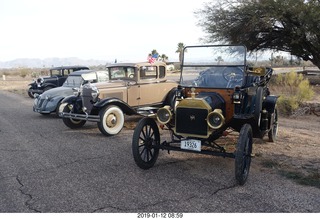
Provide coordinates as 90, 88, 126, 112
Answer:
29, 45, 279, 185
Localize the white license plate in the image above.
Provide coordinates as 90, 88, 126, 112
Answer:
181, 139, 201, 152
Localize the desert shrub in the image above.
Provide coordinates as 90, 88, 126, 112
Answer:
270, 71, 314, 115
19, 68, 30, 78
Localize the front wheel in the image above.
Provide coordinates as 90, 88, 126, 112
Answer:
132, 118, 160, 169
235, 123, 253, 185
97, 105, 124, 136
62, 104, 86, 129
27, 87, 35, 98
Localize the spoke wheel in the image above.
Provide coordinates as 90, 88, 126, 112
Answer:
268, 105, 279, 142
235, 124, 253, 185
132, 118, 160, 169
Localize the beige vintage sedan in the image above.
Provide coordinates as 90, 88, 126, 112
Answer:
59, 61, 177, 136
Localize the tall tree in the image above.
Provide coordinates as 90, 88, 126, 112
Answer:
176, 42, 186, 64
196, 0, 320, 68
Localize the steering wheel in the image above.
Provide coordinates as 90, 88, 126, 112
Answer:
222, 67, 244, 87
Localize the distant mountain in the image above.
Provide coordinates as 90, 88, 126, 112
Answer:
0, 57, 108, 68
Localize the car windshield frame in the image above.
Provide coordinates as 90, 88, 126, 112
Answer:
179, 45, 247, 89
62, 75, 84, 88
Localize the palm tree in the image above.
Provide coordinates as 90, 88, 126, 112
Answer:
175, 42, 186, 64
160, 54, 168, 62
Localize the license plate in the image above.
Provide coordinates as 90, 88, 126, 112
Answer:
181, 139, 201, 152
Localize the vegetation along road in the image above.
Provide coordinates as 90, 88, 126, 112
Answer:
0, 89, 319, 213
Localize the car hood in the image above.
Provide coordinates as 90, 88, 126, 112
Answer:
39, 86, 73, 99
94, 80, 134, 89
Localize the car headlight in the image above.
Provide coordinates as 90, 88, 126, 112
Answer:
156, 105, 172, 124
91, 85, 100, 101
36, 77, 44, 85
207, 109, 225, 129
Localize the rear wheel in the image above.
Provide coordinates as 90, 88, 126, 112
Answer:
132, 118, 160, 169
97, 105, 124, 136
268, 105, 279, 142
235, 123, 253, 185
62, 104, 86, 129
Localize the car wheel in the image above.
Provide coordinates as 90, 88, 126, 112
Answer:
268, 105, 278, 142
132, 118, 160, 169
235, 123, 253, 185
62, 104, 86, 129
97, 105, 124, 136
254, 87, 263, 128
27, 88, 35, 98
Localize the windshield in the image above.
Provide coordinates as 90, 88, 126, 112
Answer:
63, 76, 83, 87
180, 45, 246, 89
108, 67, 135, 80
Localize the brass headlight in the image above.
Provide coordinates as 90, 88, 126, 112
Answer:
207, 109, 225, 129
156, 106, 172, 124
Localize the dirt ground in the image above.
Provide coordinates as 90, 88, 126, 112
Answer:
1, 75, 319, 189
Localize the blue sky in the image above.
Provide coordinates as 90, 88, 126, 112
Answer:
0, 0, 212, 62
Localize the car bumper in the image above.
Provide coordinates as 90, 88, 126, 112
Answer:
59, 111, 100, 122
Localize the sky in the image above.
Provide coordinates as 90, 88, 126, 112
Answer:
0, 0, 212, 63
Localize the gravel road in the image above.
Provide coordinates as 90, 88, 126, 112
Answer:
0, 90, 319, 213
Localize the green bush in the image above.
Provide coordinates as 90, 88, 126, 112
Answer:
270, 71, 314, 115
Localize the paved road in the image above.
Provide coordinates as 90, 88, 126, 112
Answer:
0, 90, 319, 213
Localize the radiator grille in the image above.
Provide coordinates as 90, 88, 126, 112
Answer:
81, 86, 94, 113
175, 107, 208, 136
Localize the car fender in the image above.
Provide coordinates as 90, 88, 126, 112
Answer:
42, 83, 57, 89
263, 95, 279, 114
162, 87, 178, 107
94, 98, 137, 115
60, 95, 79, 104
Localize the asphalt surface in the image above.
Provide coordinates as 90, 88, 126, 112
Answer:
0, 90, 319, 213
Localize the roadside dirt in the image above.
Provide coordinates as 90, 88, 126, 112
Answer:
1, 75, 319, 189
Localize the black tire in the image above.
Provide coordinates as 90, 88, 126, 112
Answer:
254, 87, 263, 128
27, 88, 35, 98
235, 123, 253, 185
132, 118, 160, 169
62, 104, 86, 129
268, 105, 279, 142
97, 105, 124, 136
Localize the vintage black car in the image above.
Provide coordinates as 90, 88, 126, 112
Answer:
131, 45, 279, 185
27, 65, 89, 98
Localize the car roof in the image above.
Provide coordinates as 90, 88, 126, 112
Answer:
68, 70, 99, 76
106, 61, 166, 68
50, 65, 89, 70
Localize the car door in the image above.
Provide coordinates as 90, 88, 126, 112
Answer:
138, 65, 169, 106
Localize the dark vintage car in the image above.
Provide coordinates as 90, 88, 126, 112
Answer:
58, 62, 178, 136
27, 65, 89, 98
131, 45, 279, 185
33, 70, 109, 115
